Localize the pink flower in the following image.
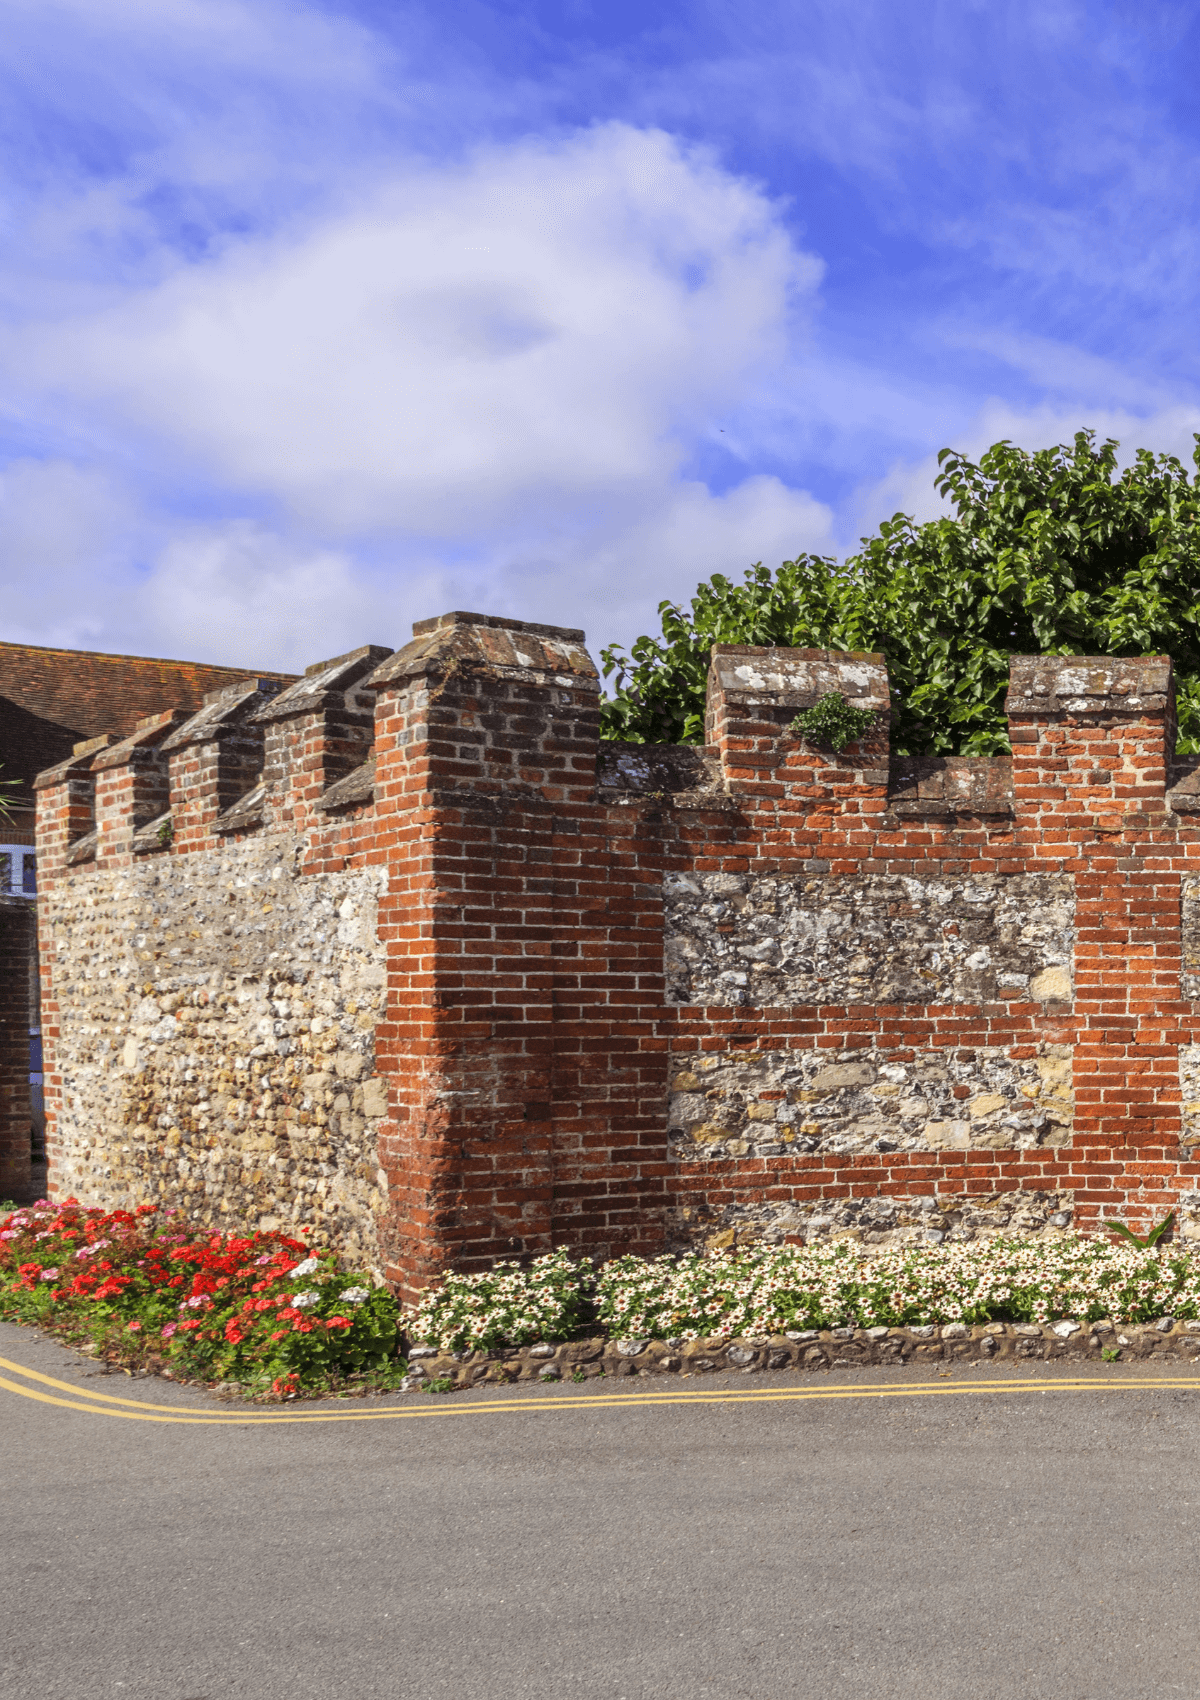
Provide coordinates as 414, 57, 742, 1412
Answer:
161, 1323, 177, 1339
40, 1268, 59, 1281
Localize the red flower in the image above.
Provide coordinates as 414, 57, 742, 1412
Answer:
325, 1316, 352, 1330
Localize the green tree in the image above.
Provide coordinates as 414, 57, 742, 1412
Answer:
599, 431, 1200, 755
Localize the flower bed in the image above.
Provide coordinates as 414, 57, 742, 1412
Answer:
404, 1237, 1200, 1354
0, 1200, 405, 1398
10, 1207, 1200, 1393
401, 1249, 591, 1354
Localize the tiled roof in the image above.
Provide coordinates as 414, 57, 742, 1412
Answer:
0, 640, 297, 811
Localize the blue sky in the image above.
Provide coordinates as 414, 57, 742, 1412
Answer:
2, 0, 1199, 672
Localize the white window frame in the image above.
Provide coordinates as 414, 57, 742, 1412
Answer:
0, 844, 36, 897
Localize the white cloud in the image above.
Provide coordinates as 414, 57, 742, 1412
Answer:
137, 523, 390, 672
23, 124, 819, 538
0, 121, 837, 669
124, 474, 834, 674
492, 474, 837, 657
0, 460, 140, 647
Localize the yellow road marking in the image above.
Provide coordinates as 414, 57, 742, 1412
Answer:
2, 1351, 1200, 1426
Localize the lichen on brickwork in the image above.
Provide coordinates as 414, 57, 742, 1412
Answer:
668, 1042, 1074, 1160
663, 871, 1075, 1007
44, 836, 388, 1272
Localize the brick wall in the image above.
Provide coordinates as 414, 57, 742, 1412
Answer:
35, 614, 1200, 1296
0, 896, 36, 1200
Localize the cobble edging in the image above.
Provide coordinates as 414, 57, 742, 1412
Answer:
402, 1318, 1200, 1386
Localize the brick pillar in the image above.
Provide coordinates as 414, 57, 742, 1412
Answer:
33, 735, 111, 879
1006, 655, 1178, 1231
367, 611, 600, 1296
92, 709, 187, 867
254, 644, 392, 834
161, 678, 283, 851
706, 645, 891, 807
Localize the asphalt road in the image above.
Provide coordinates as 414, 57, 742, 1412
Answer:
4, 1320, 1200, 1700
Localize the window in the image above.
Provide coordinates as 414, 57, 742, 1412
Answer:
0, 846, 36, 897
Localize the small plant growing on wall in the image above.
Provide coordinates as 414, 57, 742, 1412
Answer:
789, 691, 880, 753
1107, 1211, 1175, 1249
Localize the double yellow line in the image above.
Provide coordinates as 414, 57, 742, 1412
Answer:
3, 1352, 1200, 1425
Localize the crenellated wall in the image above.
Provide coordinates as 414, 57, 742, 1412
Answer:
35, 614, 1200, 1295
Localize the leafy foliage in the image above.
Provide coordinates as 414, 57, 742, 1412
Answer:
0, 764, 19, 824
789, 692, 880, 753
600, 431, 1200, 755
1108, 1211, 1175, 1250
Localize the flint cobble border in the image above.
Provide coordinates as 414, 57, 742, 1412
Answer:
402, 1318, 1200, 1386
